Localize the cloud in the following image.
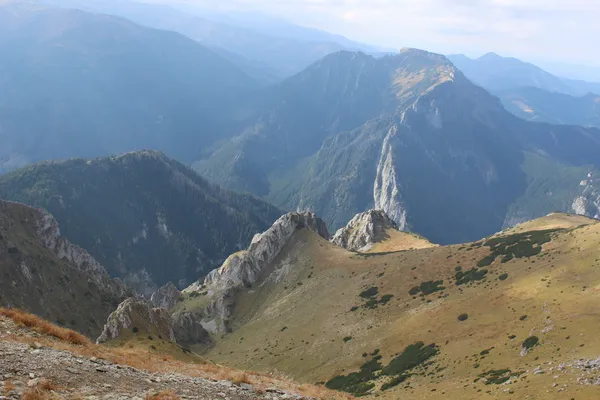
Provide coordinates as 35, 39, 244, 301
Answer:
162, 0, 600, 65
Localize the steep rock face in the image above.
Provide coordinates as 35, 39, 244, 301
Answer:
151, 282, 182, 311
97, 297, 176, 344
35, 210, 129, 297
184, 212, 329, 332
373, 126, 408, 230
331, 209, 399, 252
0, 200, 129, 338
572, 172, 600, 219
198, 212, 329, 293
172, 311, 212, 347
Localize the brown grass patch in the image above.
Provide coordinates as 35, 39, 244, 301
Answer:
0, 311, 352, 400
21, 379, 59, 400
145, 391, 180, 400
0, 308, 90, 346
2, 380, 15, 395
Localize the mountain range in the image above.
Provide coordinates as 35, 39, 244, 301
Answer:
0, 1, 256, 173
40, 0, 381, 83
0, 151, 282, 294
197, 49, 600, 244
448, 53, 600, 128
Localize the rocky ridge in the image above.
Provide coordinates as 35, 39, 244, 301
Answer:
97, 297, 176, 344
151, 282, 183, 311
0, 200, 130, 337
34, 207, 129, 298
184, 212, 329, 332
331, 209, 399, 251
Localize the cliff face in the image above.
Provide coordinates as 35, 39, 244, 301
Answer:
150, 282, 182, 311
184, 212, 329, 332
331, 209, 399, 252
0, 200, 129, 337
96, 297, 176, 344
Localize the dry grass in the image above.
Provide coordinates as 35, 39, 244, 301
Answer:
0, 312, 352, 400
2, 380, 15, 395
0, 308, 90, 346
229, 371, 251, 385
145, 391, 180, 400
21, 379, 59, 400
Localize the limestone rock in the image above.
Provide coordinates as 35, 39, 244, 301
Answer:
184, 212, 329, 332
35, 208, 128, 297
150, 282, 182, 311
96, 297, 176, 344
172, 311, 212, 347
331, 209, 399, 252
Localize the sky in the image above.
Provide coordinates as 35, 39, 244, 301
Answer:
158, 0, 600, 78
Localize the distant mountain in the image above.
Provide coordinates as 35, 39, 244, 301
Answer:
0, 2, 256, 173
198, 49, 600, 244
447, 53, 580, 95
498, 87, 600, 127
0, 151, 283, 294
41, 0, 382, 81
0, 200, 129, 337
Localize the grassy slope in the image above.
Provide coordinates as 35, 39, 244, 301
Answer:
366, 229, 437, 253
200, 214, 600, 399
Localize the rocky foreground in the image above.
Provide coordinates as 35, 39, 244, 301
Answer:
0, 316, 328, 400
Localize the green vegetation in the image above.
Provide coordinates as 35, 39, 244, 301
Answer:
458, 314, 469, 322
498, 273, 509, 281
522, 336, 539, 350
379, 294, 394, 305
409, 281, 445, 296
478, 369, 522, 385
343, 336, 353, 342
380, 374, 409, 391
455, 268, 488, 285
325, 357, 382, 396
326, 342, 439, 396
0, 152, 282, 289
360, 287, 379, 299
477, 229, 562, 268
382, 342, 440, 376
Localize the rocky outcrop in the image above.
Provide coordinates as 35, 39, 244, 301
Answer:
572, 172, 600, 219
331, 209, 399, 252
184, 212, 329, 332
97, 297, 176, 344
0, 200, 130, 337
172, 311, 212, 347
189, 212, 329, 293
373, 126, 409, 230
35, 209, 128, 298
151, 282, 182, 311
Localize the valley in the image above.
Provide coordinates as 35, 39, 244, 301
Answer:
2, 1, 600, 399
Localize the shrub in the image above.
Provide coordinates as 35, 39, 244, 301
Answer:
455, 268, 488, 285
457, 314, 469, 322
522, 336, 539, 350
381, 374, 409, 391
379, 295, 394, 305
359, 287, 379, 299
343, 336, 353, 342
382, 342, 439, 376
409, 281, 445, 296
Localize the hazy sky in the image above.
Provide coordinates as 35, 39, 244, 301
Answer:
162, 0, 600, 69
